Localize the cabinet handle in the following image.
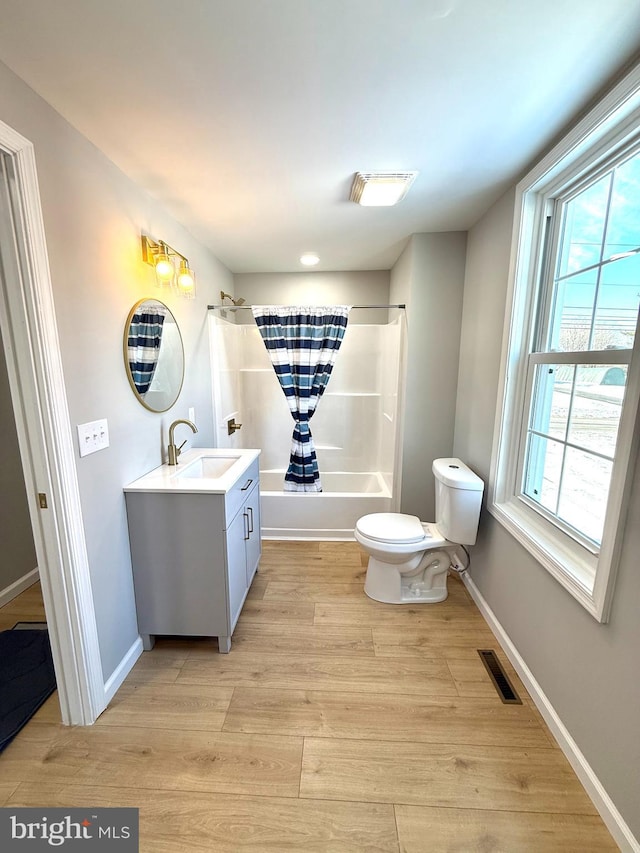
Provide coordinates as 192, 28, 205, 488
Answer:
243, 512, 250, 541
241, 478, 253, 491
247, 505, 254, 534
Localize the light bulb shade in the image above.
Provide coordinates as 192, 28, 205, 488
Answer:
142, 235, 195, 297
154, 251, 175, 286
176, 260, 195, 297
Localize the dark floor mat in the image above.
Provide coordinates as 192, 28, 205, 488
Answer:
0, 628, 56, 752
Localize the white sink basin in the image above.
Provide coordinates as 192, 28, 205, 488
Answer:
175, 455, 241, 479
124, 448, 260, 495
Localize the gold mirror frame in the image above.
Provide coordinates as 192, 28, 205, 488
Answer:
123, 298, 185, 413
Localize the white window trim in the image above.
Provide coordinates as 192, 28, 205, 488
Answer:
490, 62, 640, 622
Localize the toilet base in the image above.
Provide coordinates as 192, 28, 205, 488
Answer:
364, 550, 452, 605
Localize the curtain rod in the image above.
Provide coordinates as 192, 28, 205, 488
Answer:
207, 303, 406, 310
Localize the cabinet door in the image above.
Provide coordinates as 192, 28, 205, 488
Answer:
245, 485, 262, 587
126, 492, 228, 637
226, 506, 249, 631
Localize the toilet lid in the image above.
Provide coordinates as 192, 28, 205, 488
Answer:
356, 513, 426, 544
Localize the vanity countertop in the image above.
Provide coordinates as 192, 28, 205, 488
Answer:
124, 448, 260, 495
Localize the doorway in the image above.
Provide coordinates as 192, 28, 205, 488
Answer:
0, 320, 54, 743
0, 121, 104, 725
0, 325, 39, 612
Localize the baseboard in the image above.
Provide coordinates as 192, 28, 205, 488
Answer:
0, 567, 39, 608
462, 572, 639, 853
102, 636, 144, 709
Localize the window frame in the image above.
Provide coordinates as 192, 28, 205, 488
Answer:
490, 63, 640, 622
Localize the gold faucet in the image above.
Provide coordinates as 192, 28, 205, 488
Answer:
167, 419, 198, 465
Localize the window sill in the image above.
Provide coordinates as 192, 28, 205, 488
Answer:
488, 497, 604, 620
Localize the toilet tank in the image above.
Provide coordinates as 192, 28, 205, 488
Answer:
433, 458, 484, 545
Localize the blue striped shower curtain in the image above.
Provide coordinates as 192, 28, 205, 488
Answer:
127, 304, 167, 395
252, 306, 350, 492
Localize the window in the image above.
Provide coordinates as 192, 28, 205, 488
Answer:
491, 64, 640, 621
521, 151, 639, 548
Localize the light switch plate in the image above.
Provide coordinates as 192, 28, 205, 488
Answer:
77, 419, 109, 457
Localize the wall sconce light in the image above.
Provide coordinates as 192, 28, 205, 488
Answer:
141, 235, 196, 298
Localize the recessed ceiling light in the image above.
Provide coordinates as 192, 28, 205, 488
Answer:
349, 171, 418, 206
300, 252, 320, 266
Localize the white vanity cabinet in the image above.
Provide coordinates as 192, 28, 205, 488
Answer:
124, 450, 261, 653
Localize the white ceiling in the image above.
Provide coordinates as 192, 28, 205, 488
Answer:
1, 1, 640, 273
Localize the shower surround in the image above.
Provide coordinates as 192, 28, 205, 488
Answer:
210, 310, 405, 538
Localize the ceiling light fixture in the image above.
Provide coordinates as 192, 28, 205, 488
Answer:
349, 171, 418, 206
300, 252, 320, 266
141, 234, 196, 298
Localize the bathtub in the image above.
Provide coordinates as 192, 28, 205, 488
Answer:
259, 470, 393, 540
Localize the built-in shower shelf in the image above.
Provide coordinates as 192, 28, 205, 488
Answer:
325, 392, 381, 397
315, 445, 343, 451
239, 368, 273, 372
237, 376, 381, 392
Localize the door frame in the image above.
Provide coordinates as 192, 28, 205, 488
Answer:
0, 119, 104, 725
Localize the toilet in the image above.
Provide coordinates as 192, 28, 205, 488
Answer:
355, 458, 484, 604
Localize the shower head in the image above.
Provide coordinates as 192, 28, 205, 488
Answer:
220, 291, 246, 307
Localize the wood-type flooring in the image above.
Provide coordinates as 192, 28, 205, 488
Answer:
0, 541, 618, 851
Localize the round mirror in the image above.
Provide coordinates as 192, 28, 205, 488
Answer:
124, 298, 184, 412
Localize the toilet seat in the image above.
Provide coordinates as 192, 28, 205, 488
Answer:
355, 514, 448, 554
356, 513, 426, 544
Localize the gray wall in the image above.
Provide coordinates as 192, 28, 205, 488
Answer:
232, 270, 390, 325
0, 60, 233, 680
454, 189, 640, 839
0, 329, 37, 592
391, 233, 467, 519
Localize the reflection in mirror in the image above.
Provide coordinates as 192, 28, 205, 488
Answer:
124, 298, 184, 412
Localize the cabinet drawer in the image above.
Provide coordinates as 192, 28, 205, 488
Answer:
225, 456, 259, 524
